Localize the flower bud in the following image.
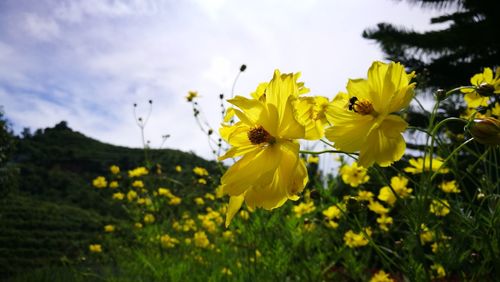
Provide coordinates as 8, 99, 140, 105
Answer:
477, 82, 495, 96
469, 117, 500, 145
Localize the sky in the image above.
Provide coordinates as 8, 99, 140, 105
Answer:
0, 0, 453, 170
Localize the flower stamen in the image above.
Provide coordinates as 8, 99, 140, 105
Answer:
248, 126, 275, 145
348, 96, 374, 115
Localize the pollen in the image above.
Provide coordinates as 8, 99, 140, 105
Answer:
248, 126, 275, 145
350, 97, 374, 115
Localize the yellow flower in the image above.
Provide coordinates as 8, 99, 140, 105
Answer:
134, 222, 143, 229
221, 267, 232, 276
469, 117, 500, 145
343, 228, 371, 248
128, 167, 148, 178
186, 91, 198, 102
193, 231, 210, 248
420, 224, 434, 245
144, 213, 155, 224
339, 162, 369, 187
127, 190, 137, 201
325, 219, 339, 229
112, 192, 125, 200
92, 176, 107, 188
461, 67, 500, 107
158, 187, 173, 197
110, 165, 120, 174
193, 166, 208, 176
222, 230, 234, 241
389, 175, 413, 198
492, 103, 500, 117
404, 156, 449, 174
439, 180, 461, 193
89, 244, 102, 253
160, 234, 179, 248
295, 96, 330, 139
370, 270, 394, 282
322, 205, 342, 220
219, 70, 308, 226
104, 225, 115, 233
325, 61, 415, 167
198, 178, 207, 185
430, 199, 450, 216
293, 201, 316, 217
430, 263, 446, 279
175, 165, 182, 172
132, 180, 144, 188
356, 190, 374, 201
194, 197, 205, 206
169, 197, 182, 205
378, 186, 397, 206
109, 181, 119, 189
377, 215, 393, 232
239, 210, 250, 220
307, 155, 319, 164
368, 201, 390, 215
204, 193, 215, 200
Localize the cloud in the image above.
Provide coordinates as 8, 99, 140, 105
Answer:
0, 0, 451, 161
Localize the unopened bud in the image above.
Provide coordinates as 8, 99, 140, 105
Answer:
435, 89, 446, 101
240, 64, 247, 72
469, 117, 500, 145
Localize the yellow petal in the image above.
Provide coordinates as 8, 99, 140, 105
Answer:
225, 194, 245, 227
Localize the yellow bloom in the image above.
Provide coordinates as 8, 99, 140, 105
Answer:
404, 156, 449, 174
339, 162, 369, 187
368, 201, 390, 215
193, 166, 208, 176
389, 175, 412, 198
461, 67, 500, 107
430, 263, 446, 279
110, 165, 120, 174
222, 230, 234, 240
343, 228, 371, 248
204, 193, 215, 200
112, 192, 125, 200
158, 187, 173, 197
492, 103, 500, 117
356, 190, 374, 201
186, 91, 198, 102
370, 270, 394, 282
430, 199, 450, 216
219, 70, 308, 226
134, 222, 143, 229
439, 180, 461, 193
132, 180, 144, 188
420, 224, 434, 245
169, 197, 182, 205
295, 96, 330, 139
109, 181, 119, 189
325, 219, 339, 229
193, 231, 210, 248
239, 210, 250, 220
198, 178, 207, 185
325, 61, 415, 167
89, 244, 102, 253
377, 215, 393, 232
127, 190, 137, 201
160, 234, 179, 248
378, 186, 397, 206
307, 155, 319, 164
221, 267, 232, 276
144, 213, 155, 224
175, 165, 182, 172
469, 117, 500, 145
92, 176, 107, 189
104, 225, 115, 233
293, 201, 316, 217
194, 197, 205, 206
128, 167, 148, 178
322, 205, 342, 220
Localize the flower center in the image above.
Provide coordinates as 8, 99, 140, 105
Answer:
248, 126, 275, 145
348, 96, 374, 115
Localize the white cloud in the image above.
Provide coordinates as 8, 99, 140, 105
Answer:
23, 13, 60, 40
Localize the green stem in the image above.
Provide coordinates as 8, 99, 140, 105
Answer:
430, 138, 475, 181
299, 149, 357, 155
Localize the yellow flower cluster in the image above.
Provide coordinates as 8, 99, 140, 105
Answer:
92, 176, 107, 188
404, 156, 449, 174
343, 228, 372, 248
193, 166, 209, 177
144, 213, 155, 224
160, 234, 180, 248
322, 205, 343, 229
128, 167, 149, 178
429, 199, 450, 216
292, 201, 316, 217
439, 180, 460, 193
370, 270, 395, 282
193, 231, 210, 248
158, 187, 182, 205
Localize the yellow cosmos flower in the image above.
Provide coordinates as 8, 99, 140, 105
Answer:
104, 225, 115, 233
160, 234, 179, 248
144, 213, 155, 224
439, 180, 461, 193
127, 190, 137, 201
322, 205, 342, 220
128, 167, 148, 178
429, 199, 450, 216
461, 67, 500, 108
420, 224, 434, 245
356, 190, 374, 201
194, 197, 205, 206
307, 155, 319, 164
132, 180, 144, 188
325, 61, 416, 167
295, 96, 330, 139
430, 264, 446, 279
193, 166, 209, 176
377, 214, 393, 232
89, 244, 102, 253
109, 181, 119, 189
175, 165, 182, 172
92, 176, 107, 189
110, 165, 120, 174
198, 178, 207, 185
404, 156, 449, 174
339, 162, 369, 187
370, 270, 395, 282
368, 200, 390, 215
378, 186, 397, 206
343, 228, 371, 248
112, 192, 125, 200
293, 201, 316, 217
219, 70, 308, 227
169, 197, 182, 205
193, 231, 210, 248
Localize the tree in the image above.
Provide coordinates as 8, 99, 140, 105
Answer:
363, 0, 500, 90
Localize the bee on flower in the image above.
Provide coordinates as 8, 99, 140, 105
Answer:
325, 61, 416, 167
460, 67, 500, 107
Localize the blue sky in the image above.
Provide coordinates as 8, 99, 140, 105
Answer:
0, 0, 452, 168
